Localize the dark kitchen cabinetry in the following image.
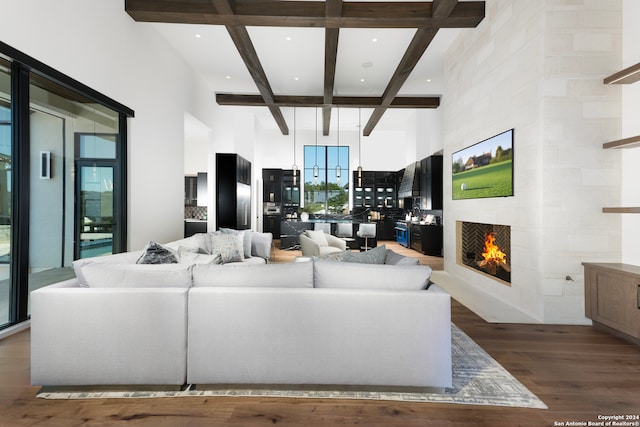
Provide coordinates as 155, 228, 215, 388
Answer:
185, 172, 208, 206
184, 220, 207, 237
410, 224, 443, 256
216, 153, 251, 230
418, 155, 443, 210
352, 171, 397, 209
185, 176, 197, 206
282, 170, 300, 209
376, 219, 396, 240
262, 169, 282, 203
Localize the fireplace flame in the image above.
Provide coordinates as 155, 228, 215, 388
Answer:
479, 232, 507, 272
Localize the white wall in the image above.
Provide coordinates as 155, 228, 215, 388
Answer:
443, 0, 622, 324
0, 0, 217, 249
621, 0, 640, 264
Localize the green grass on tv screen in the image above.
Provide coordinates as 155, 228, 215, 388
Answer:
452, 160, 513, 200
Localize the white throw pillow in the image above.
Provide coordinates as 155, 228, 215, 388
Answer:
192, 262, 313, 288
313, 258, 431, 290
81, 263, 194, 288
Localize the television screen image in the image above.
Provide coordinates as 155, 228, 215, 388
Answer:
452, 129, 514, 200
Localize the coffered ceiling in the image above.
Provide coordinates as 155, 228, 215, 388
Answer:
125, 0, 485, 136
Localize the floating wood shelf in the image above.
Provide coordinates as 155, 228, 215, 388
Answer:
602, 207, 640, 214
604, 62, 640, 84
603, 135, 640, 149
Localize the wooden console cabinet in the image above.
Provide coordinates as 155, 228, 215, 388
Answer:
583, 263, 640, 343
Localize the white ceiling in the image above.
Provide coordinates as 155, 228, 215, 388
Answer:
147, 1, 472, 133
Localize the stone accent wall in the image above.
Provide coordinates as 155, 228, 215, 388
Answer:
443, 0, 622, 324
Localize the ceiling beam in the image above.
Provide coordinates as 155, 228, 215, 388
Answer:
216, 94, 440, 109
362, 0, 458, 136
323, 0, 342, 136
125, 0, 485, 29
210, 0, 289, 134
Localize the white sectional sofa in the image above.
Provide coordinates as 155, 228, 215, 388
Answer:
31, 233, 452, 390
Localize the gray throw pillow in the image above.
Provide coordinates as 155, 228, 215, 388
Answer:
209, 231, 245, 263
136, 241, 178, 264
385, 249, 420, 265
219, 228, 252, 259
340, 244, 387, 264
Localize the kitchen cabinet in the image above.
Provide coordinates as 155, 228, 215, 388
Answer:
216, 153, 251, 230
410, 224, 443, 256
352, 171, 397, 209
186, 173, 208, 207
262, 169, 282, 203
185, 220, 207, 237
282, 170, 300, 208
419, 156, 443, 210
583, 263, 640, 344
185, 176, 197, 206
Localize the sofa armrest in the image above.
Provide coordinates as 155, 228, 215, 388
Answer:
325, 234, 347, 251
299, 234, 320, 257
251, 232, 273, 261
31, 286, 189, 386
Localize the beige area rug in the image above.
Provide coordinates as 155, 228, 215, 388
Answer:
36, 324, 547, 409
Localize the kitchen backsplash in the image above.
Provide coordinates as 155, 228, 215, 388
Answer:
185, 206, 207, 220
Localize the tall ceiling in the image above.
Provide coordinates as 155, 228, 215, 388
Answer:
125, 0, 485, 135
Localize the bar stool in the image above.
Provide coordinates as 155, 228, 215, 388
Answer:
335, 223, 356, 250
357, 223, 377, 251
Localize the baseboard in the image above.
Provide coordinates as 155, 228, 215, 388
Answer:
0, 320, 30, 340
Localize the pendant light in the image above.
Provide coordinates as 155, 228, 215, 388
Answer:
313, 107, 319, 185
357, 108, 364, 187
335, 106, 341, 186
292, 107, 298, 186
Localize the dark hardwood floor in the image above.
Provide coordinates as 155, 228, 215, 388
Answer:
1, 242, 639, 426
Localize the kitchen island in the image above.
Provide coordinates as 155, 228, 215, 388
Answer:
280, 219, 387, 250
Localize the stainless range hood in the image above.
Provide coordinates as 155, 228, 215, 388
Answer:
398, 161, 420, 198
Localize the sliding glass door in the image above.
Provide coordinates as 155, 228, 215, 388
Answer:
0, 59, 11, 326
0, 41, 133, 330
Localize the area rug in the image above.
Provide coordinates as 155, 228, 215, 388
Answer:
36, 324, 547, 409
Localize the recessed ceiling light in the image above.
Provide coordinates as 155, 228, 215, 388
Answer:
360, 78, 365, 82
294, 77, 299, 81
225, 75, 231, 79
426, 78, 432, 82
195, 34, 201, 38
286, 36, 292, 41
372, 38, 378, 43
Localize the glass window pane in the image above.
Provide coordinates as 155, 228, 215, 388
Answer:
0, 59, 10, 326
79, 134, 116, 159
303, 145, 349, 215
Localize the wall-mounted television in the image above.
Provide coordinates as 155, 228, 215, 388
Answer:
452, 129, 514, 200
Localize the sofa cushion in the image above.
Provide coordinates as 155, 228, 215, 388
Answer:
72, 251, 142, 287
313, 258, 432, 290
192, 262, 313, 288
80, 263, 193, 288
136, 241, 178, 264
219, 228, 252, 259
209, 231, 245, 263
385, 249, 420, 265
250, 232, 272, 260
178, 250, 222, 265
304, 230, 328, 246
182, 234, 210, 254
339, 244, 387, 264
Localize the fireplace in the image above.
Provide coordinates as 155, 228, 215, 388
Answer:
456, 221, 511, 285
